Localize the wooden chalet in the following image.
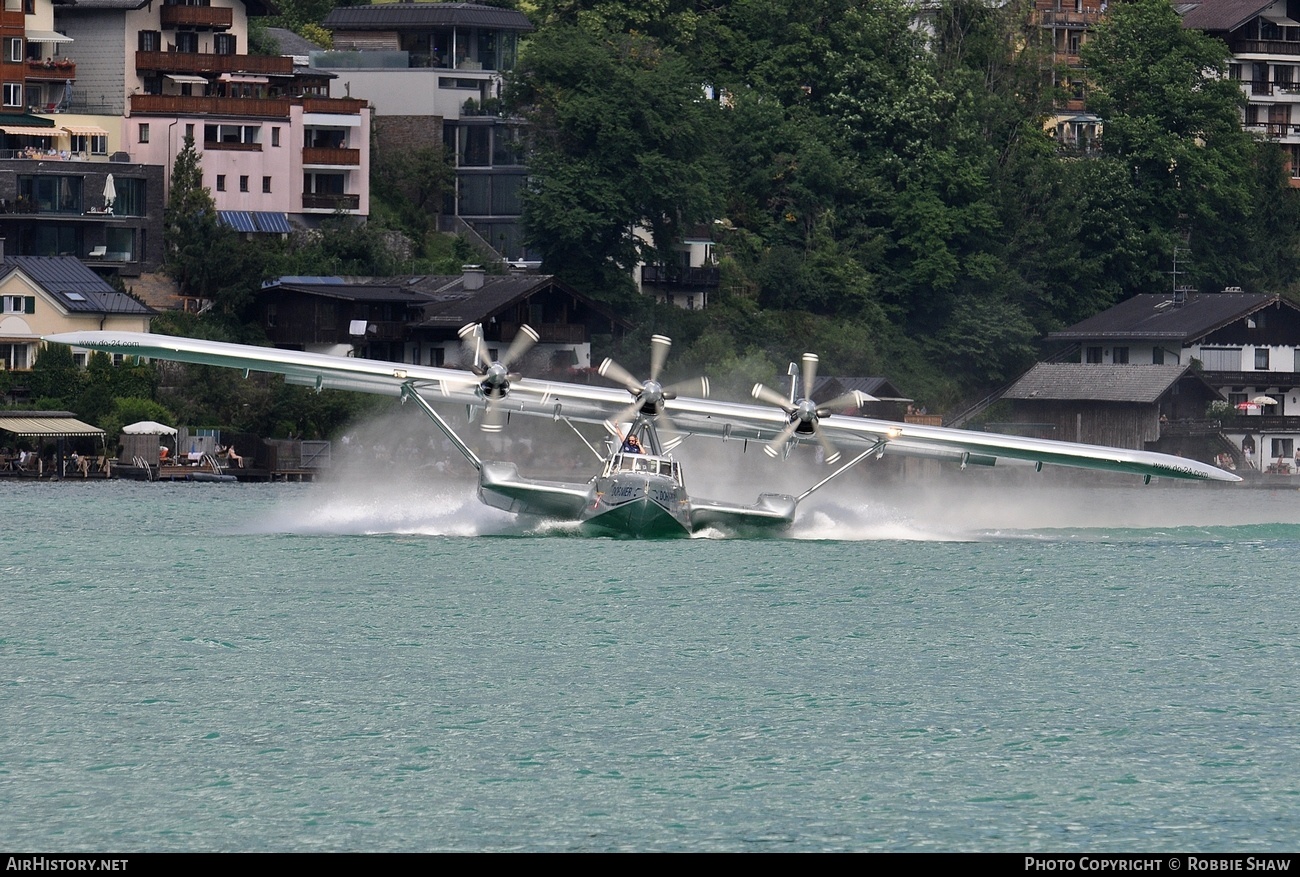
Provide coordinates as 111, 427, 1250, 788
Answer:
258, 268, 630, 375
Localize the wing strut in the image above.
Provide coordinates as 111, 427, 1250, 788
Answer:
558, 415, 606, 462
795, 439, 888, 503
400, 382, 482, 472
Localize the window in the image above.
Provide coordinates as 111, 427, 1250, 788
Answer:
138, 123, 150, 144
1199, 348, 1242, 370
113, 178, 147, 217
271, 127, 280, 147
1272, 438, 1294, 458
69, 134, 108, 156
1255, 348, 1270, 369
1152, 348, 1165, 365
0, 343, 31, 371
1085, 346, 1103, 364
239, 175, 249, 193
6, 37, 21, 63
2, 295, 34, 315
203, 124, 261, 147
17, 175, 83, 214
262, 176, 272, 193
3, 83, 21, 108
1112, 347, 1129, 364
138, 30, 161, 52
216, 175, 226, 192
176, 32, 198, 53
185, 124, 195, 140
214, 34, 236, 55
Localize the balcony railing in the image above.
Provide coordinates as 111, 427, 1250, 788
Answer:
641, 265, 721, 287
300, 97, 368, 114
25, 59, 76, 81
159, 5, 233, 29
302, 146, 360, 165
135, 51, 293, 76
1034, 10, 1102, 28
1229, 39, 1300, 56
131, 93, 292, 118
204, 140, 262, 151
302, 193, 360, 210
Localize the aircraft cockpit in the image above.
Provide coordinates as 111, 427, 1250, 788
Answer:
603, 453, 682, 484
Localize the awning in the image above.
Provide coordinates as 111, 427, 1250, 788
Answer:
24, 30, 73, 44
62, 125, 108, 136
0, 126, 62, 137
302, 112, 361, 127
219, 73, 269, 84
0, 416, 104, 438
165, 74, 209, 85
1263, 12, 1300, 26
219, 211, 292, 234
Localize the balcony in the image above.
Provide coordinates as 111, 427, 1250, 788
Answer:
302, 193, 360, 211
25, 59, 76, 81
135, 51, 293, 77
131, 93, 292, 118
204, 140, 262, 151
1034, 10, 1102, 28
501, 322, 586, 344
640, 265, 721, 287
300, 97, 368, 114
159, 4, 233, 30
1229, 39, 1300, 57
302, 146, 360, 166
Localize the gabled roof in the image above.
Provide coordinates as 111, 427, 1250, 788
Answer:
1048, 292, 1285, 342
267, 278, 434, 305
1005, 363, 1198, 403
812, 375, 912, 404
410, 273, 627, 329
1181, 0, 1277, 32
323, 3, 533, 32
265, 27, 324, 58
1, 256, 154, 315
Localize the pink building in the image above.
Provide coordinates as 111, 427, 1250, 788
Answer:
53, 0, 369, 228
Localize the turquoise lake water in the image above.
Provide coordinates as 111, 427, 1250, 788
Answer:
3, 462, 1300, 851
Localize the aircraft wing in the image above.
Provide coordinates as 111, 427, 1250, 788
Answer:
44, 330, 1240, 484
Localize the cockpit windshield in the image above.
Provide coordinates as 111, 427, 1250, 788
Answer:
608, 454, 678, 480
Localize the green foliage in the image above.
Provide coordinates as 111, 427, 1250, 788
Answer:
511, 23, 723, 298
98, 397, 176, 445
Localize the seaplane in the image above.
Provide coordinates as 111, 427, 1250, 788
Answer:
44, 328, 1240, 538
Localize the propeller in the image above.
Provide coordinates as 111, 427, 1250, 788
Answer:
456, 321, 541, 432
598, 334, 709, 435
751, 353, 870, 464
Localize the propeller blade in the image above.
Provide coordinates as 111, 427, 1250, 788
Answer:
598, 357, 643, 394
752, 382, 797, 415
815, 390, 868, 418
664, 375, 710, 399
649, 334, 671, 383
801, 353, 819, 402
479, 398, 507, 433
812, 422, 842, 465
763, 419, 801, 458
502, 324, 540, 369
603, 398, 643, 436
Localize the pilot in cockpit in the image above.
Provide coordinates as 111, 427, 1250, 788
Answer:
622, 434, 643, 454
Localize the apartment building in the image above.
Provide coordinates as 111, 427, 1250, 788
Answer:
317, 2, 532, 258
51, 0, 370, 226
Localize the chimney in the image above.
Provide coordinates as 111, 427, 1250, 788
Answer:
0, 237, 5, 261
462, 265, 484, 291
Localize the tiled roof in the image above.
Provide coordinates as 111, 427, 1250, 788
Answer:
1005, 363, 1192, 403
1, 256, 154, 315
1048, 293, 1283, 342
323, 3, 533, 32
265, 27, 323, 57
1180, 0, 1275, 32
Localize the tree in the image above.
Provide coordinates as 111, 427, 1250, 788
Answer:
163, 135, 225, 298
511, 24, 723, 298
1082, 0, 1298, 292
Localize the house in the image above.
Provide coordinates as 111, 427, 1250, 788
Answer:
258, 268, 630, 375
1002, 362, 1225, 460
1181, 0, 1300, 186
48, 0, 370, 227
317, 2, 533, 258
0, 156, 164, 272
1043, 289, 1300, 467
811, 375, 913, 420
0, 249, 153, 375
636, 224, 721, 310
1032, 0, 1106, 153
